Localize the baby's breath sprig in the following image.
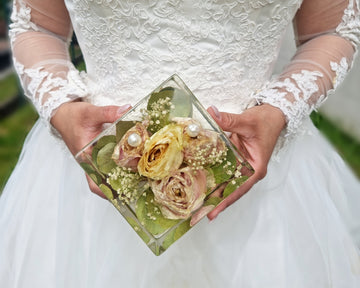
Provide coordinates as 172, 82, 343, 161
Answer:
230, 165, 243, 185
141, 97, 175, 133
188, 145, 228, 171
107, 167, 145, 205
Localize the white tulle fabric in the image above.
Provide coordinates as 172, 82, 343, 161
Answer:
1, 0, 360, 287
1, 119, 360, 288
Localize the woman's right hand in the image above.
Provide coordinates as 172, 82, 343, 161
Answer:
206, 104, 286, 220
50, 101, 131, 198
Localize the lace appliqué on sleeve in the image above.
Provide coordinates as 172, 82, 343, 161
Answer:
336, 0, 360, 48
9, 0, 88, 132
331, 57, 350, 88
254, 70, 325, 137
13, 60, 88, 123
8, 1, 39, 38
254, 0, 360, 144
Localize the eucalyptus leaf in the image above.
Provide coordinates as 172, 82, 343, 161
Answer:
107, 175, 122, 192
99, 183, 114, 200
211, 149, 237, 184
204, 196, 222, 207
80, 162, 96, 175
92, 135, 117, 164
223, 176, 249, 198
147, 88, 174, 133
95, 134, 117, 148
89, 173, 102, 186
168, 88, 192, 119
147, 87, 175, 111
96, 142, 117, 174
80, 162, 102, 185
136, 190, 180, 236
116, 121, 136, 142
147, 87, 193, 133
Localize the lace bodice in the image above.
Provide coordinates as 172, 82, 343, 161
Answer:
9, 0, 360, 139
64, 0, 302, 112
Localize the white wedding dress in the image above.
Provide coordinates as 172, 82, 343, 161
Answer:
1, 0, 360, 287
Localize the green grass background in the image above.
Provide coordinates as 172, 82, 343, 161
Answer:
0, 102, 38, 189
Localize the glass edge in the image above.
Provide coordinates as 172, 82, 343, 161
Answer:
74, 73, 254, 255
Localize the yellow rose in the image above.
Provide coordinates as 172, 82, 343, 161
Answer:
137, 124, 184, 180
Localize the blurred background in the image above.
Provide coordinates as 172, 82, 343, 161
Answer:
0, 1, 359, 192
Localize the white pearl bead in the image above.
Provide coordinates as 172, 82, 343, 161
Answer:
186, 124, 200, 137
127, 133, 142, 147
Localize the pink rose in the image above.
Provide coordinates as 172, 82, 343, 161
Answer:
112, 123, 150, 170
150, 167, 207, 219
183, 129, 227, 168
172, 117, 227, 168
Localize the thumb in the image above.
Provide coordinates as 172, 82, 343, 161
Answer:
94, 104, 131, 124
207, 105, 241, 133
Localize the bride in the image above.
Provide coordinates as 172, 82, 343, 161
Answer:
1, 0, 360, 287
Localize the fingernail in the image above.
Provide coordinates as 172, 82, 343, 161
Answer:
210, 105, 221, 120
117, 104, 131, 115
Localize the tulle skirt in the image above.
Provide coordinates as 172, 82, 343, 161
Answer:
1, 118, 360, 288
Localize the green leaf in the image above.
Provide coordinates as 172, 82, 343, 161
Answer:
80, 162, 96, 175
116, 121, 135, 142
147, 88, 173, 133
95, 135, 117, 148
223, 176, 249, 198
96, 142, 117, 174
147, 87, 174, 111
80, 162, 102, 185
106, 171, 144, 204
146, 87, 193, 133
99, 183, 114, 200
92, 135, 117, 164
162, 219, 191, 250
135, 190, 180, 236
211, 149, 237, 184
107, 175, 121, 192
168, 88, 192, 119
89, 173, 102, 185
204, 196, 222, 207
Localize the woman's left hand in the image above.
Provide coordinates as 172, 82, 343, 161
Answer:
206, 104, 286, 220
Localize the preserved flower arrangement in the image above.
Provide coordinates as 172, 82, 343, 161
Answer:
75, 74, 254, 255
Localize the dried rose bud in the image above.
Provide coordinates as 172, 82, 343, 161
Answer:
112, 123, 149, 171
150, 167, 207, 219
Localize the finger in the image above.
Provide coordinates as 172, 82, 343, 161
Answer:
207, 106, 243, 133
207, 175, 258, 221
86, 174, 107, 199
230, 133, 253, 162
93, 104, 132, 124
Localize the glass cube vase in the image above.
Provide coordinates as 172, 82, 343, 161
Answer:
75, 74, 254, 255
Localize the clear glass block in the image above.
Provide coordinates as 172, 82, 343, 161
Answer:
75, 74, 254, 255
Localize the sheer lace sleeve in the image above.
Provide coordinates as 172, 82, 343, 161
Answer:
255, 0, 360, 138
9, 0, 88, 128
